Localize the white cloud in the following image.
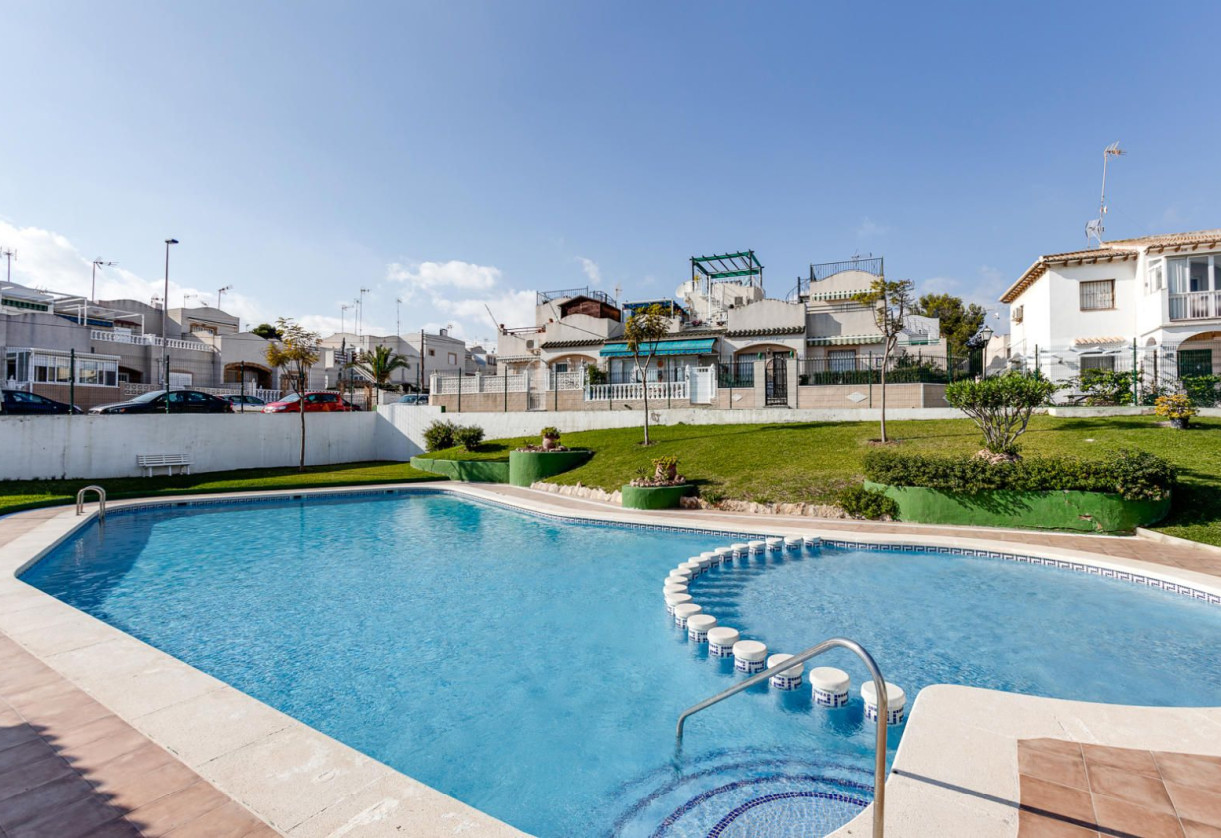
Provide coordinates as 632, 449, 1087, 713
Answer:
856, 218, 889, 239
386, 260, 501, 302
577, 257, 602, 286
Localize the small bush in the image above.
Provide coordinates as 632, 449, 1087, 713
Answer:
838, 485, 899, 520
540, 426, 560, 440
1181, 375, 1221, 407
423, 420, 459, 452
1154, 394, 1196, 421
454, 424, 485, 451
944, 372, 1059, 455
863, 448, 1174, 502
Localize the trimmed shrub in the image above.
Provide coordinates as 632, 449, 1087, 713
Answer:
454, 424, 485, 452
944, 372, 1058, 455
423, 420, 458, 452
838, 485, 899, 520
863, 448, 1174, 502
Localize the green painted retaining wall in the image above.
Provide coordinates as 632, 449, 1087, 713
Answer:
508, 449, 592, 487
864, 481, 1171, 534
410, 457, 510, 483
620, 484, 692, 510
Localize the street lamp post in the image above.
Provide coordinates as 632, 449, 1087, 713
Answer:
978, 324, 995, 379
89, 259, 116, 327
162, 238, 179, 413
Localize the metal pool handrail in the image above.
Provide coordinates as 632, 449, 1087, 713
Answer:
75, 485, 106, 523
675, 637, 888, 838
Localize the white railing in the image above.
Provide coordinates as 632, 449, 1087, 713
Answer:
585, 380, 689, 402
433, 374, 528, 395
1169, 291, 1221, 321
554, 371, 584, 390
91, 330, 219, 353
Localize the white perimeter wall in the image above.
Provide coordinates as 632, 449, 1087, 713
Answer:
0, 413, 380, 480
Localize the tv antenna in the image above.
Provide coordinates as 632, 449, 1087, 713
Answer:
1086, 142, 1125, 247
1, 248, 15, 284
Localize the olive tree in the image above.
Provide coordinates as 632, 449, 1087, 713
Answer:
945, 372, 1059, 456
266, 318, 321, 470
623, 303, 671, 445
851, 277, 915, 443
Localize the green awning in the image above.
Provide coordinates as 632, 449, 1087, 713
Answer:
601, 338, 717, 358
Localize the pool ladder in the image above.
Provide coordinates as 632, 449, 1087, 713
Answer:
75, 485, 107, 523
675, 637, 889, 838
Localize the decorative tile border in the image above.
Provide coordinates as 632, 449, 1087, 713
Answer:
707, 790, 869, 838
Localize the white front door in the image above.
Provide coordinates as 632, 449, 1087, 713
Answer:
689, 366, 715, 404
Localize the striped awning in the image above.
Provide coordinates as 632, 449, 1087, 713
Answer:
600, 338, 717, 358
806, 335, 885, 346
1072, 336, 1127, 347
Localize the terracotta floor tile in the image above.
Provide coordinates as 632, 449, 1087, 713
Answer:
0, 752, 75, 803
99, 757, 200, 813
1167, 783, 1221, 829
1017, 808, 1100, 836
1025, 739, 1086, 760
2, 675, 81, 712
1183, 820, 1221, 838
163, 800, 271, 838
85, 741, 178, 792
1021, 747, 1089, 791
1021, 775, 1097, 823
1088, 763, 1176, 813
126, 780, 230, 837
53, 713, 130, 749
6, 794, 124, 838
60, 725, 149, 770
0, 774, 100, 831
71, 821, 143, 838
0, 739, 55, 775
1091, 793, 1185, 838
0, 724, 41, 754
1157, 752, 1221, 793
1082, 744, 1161, 777
19, 691, 112, 731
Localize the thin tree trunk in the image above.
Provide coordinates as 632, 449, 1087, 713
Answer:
642, 364, 651, 445
298, 394, 306, 471
880, 347, 889, 443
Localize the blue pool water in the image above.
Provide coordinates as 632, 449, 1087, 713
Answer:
21, 491, 1221, 837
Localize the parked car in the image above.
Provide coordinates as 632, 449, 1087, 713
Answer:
90, 390, 235, 414
261, 391, 359, 413
396, 393, 429, 405
0, 389, 82, 415
221, 394, 267, 410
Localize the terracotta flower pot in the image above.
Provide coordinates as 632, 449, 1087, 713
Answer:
1170, 417, 1190, 430
542, 437, 557, 450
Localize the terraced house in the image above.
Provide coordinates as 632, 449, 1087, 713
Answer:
1001, 228, 1221, 401
431, 252, 948, 413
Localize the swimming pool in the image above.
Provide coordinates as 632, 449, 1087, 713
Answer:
20, 489, 1221, 837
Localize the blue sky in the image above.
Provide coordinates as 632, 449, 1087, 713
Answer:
3, 1, 1218, 341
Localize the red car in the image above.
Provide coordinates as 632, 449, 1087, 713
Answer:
261, 392, 360, 413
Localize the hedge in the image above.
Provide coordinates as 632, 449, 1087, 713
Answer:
862, 448, 1174, 502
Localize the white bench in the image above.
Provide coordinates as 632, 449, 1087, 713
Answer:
137, 454, 193, 477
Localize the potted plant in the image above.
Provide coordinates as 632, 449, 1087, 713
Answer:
1154, 393, 1197, 429
540, 427, 561, 451
653, 454, 679, 482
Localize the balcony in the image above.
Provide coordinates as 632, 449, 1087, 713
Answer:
1169, 291, 1221, 321
90, 330, 219, 353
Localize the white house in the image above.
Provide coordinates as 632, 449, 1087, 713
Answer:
1001, 229, 1221, 393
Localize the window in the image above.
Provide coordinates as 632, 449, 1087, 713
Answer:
448, 352, 458, 365
1168, 255, 1219, 294
1012, 305, 1024, 324
428, 349, 435, 357
1079, 355, 1116, 372
828, 350, 857, 373
1079, 279, 1115, 311
169, 372, 193, 388
1147, 261, 1164, 293
1178, 348, 1213, 378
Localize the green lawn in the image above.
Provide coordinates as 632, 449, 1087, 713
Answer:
433, 416, 1221, 545
0, 462, 441, 517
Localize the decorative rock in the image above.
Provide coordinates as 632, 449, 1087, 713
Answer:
672, 602, 702, 629
767, 654, 804, 690
664, 591, 692, 615
765, 537, 783, 552
686, 614, 717, 642
809, 667, 851, 708
861, 681, 907, 725
748, 540, 766, 555
706, 627, 740, 657
784, 536, 803, 551
732, 640, 768, 674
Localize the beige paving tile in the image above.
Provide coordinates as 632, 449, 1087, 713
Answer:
132, 688, 291, 766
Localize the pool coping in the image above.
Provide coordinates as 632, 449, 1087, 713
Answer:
1, 482, 1219, 838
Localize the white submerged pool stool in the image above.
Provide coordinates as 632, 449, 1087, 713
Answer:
784, 536, 803, 552
672, 602, 702, 629
747, 540, 766, 555
765, 537, 783, 553
679, 560, 703, 578
803, 534, 821, 549
686, 614, 717, 642
713, 547, 733, 565
809, 667, 851, 708
767, 654, 804, 690
730, 542, 749, 558
732, 640, 768, 674
861, 681, 906, 725
664, 592, 692, 615
663, 582, 687, 597
706, 627, 739, 658
668, 569, 692, 585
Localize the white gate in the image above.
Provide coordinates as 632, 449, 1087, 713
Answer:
689, 366, 716, 404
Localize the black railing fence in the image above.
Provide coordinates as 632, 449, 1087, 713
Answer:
797, 353, 972, 386
717, 360, 755, 388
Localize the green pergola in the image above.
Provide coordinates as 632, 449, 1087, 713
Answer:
690, 251, 764, 287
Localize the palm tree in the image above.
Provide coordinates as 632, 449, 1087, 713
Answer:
352, 344, 411, 405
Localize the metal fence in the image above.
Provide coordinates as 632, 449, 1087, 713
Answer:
717, 360, 755, 388
797, 353, 972, 386
586, 380, 689, 402
1011, 344, 1221, 406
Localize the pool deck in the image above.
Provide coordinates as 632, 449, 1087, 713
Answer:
2, 484, 1220, 837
